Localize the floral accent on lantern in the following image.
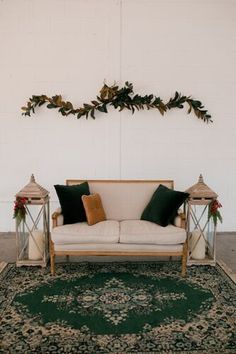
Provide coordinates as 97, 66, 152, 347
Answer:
13, 197, 27, 224
208, 200, 222, 226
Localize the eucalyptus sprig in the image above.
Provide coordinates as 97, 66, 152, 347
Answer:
21, 82, 212, 123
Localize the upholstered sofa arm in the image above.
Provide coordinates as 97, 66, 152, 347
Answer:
52, 207, 64, 228
174, 212, 186, 229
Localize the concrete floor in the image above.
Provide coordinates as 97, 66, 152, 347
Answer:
0, 232, 235, 274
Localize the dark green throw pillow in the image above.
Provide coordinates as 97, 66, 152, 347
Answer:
54, 182, 90, 225
141, 184, 189, 227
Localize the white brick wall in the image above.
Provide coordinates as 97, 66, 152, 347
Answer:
0, 0, 235, 231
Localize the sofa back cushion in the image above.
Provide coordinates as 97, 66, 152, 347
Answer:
66, 180, 174, 221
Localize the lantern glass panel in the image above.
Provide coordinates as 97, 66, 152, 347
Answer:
16, 222, 29, 261
16, 200, 50, 267
187, 201, 216, 265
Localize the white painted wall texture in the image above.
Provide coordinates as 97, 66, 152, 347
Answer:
0, 0, 235, 231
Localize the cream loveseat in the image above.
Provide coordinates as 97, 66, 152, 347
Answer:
50, 180, 187, 276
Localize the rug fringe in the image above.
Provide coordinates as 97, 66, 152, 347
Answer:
0, 261, 7, 274
217, 260, 236, 284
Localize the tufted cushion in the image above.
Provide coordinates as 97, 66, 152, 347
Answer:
82, 193, 106, 225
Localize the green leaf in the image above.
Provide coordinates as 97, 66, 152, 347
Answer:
67, 103, 74, 110
55, 95, 62, 105
98, 104, 108, 113
97, 106, 104, 113
77, 112, 83, 119
119, 105, 125, 112
58, 108, 67, 116
90, 109, 95, 119
157, 106, 165, 116
83, 103, 93, 109
47, 103, 57, 109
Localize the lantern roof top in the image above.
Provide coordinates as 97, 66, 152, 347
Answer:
185, 174, 218, 199
16, 174, 49, 199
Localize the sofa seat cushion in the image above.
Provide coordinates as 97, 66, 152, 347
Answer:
51, 220, 119, 245
120, 220, 186, 245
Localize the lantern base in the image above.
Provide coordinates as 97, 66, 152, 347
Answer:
187, 257, 216, 266
16, 258, 48, 268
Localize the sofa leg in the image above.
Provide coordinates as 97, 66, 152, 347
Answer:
66, 255, 70, 262
50, 254, 55, 276
181, 241, 188, 277
50, 239, 55, 276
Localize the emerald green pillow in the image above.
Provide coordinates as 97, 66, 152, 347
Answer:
54, 182, 90, 225
141, 184, 189, 227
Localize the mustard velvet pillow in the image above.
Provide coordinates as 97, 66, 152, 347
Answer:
82, 193, 106, 225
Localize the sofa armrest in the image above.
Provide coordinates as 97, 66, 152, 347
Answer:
52, 207, 64, 228
173, 212, 186, 229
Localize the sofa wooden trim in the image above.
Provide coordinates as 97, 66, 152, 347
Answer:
52, 209, 62, 229
50, 179, 187, 277
66, 179, 174, 187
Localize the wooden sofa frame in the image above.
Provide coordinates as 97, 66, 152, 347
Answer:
50, 180, 188, 276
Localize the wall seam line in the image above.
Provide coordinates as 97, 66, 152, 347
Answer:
119, 0, 123, 180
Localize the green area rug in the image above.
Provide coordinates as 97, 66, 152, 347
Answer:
0, 262, 235, 353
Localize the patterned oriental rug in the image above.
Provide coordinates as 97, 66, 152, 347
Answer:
0, 262, 235, 353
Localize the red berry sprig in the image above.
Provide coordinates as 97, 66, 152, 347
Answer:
208, 199, 222, 226
13, 197, 27, 224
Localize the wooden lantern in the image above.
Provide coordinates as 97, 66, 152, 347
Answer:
15, 174, 50, 267
185, 174, 218, 265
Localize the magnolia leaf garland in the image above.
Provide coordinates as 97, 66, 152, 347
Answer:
21, 81, 212, 123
